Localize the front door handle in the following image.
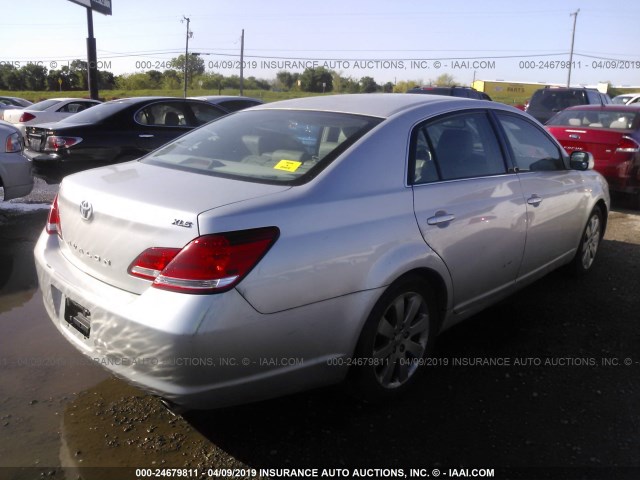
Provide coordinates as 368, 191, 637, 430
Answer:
527, 194, 543, 206
139, 134, 154, 138
427, 212, 456, 225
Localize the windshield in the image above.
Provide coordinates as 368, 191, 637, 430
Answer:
142, 109, 382, 185
547, 109, 637, 130
58, 102, 128, 124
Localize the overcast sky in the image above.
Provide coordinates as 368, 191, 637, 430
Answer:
2, 0, 639, 87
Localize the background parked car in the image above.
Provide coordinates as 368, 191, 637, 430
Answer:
612, 93, 640, 105
2, 97, 102, 136
190, 95, 263, 112
0, 122, 32, 201
35, 94, 609, 410
525, 86, 612, 124
407, 86, 492, 100
0, 96, 33, 121
24, 96, 231, 183
546, 104, 640, 209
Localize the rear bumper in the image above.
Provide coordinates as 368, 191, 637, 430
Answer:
34, 230, 375, 409
25, 150, 85, 184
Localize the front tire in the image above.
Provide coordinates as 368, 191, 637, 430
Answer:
571, 206, 603, 275
348, 275, 438, 402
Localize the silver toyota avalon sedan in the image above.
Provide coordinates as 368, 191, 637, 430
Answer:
34, 94, 609, 409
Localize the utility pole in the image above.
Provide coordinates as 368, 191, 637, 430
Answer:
567, 9, 580, 87
182, 16, 192, 98
239, 29, 245, 96
86, 7, 99, 100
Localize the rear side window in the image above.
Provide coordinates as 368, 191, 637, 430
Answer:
496, 114, 564, 172
411, 111, 506, 183
135, 102, 192, 127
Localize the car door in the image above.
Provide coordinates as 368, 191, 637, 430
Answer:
411, 110, 527, 314
133, 100, 226, 151
494, 112, 585, 281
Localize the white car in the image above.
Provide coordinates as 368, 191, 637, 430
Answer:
3, 98, 101, 136
612, 93, 640, 105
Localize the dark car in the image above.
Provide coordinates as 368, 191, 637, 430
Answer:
407, 86, 492, 101
190, 95, 263, 112
24, 97, 229, 183
526, 86, 612, 124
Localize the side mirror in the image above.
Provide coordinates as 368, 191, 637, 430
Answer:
569, 151, 594, 171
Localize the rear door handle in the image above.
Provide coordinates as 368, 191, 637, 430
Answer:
427, 212, 456, 225
138, 134, 154, 138
527, 194, 543, 206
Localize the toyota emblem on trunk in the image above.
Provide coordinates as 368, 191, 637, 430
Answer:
79, 201, 93, 221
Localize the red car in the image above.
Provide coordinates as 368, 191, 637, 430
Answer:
546, 105, 640, 208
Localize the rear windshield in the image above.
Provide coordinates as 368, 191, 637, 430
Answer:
530, 90, 587, 111
58, 102, 128, 124
28, 99, 62, 111
142, 109, 382, 185
547, 109, 637, 130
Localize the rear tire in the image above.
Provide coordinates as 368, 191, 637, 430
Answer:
348, 275, 438, 403
570, 206, 603, 275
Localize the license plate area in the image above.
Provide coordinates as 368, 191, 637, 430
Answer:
27, 135, 42, 151
64, 298, 91, 338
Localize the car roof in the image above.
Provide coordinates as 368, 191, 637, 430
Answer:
190, 95, 262, 102
562, 104, 640, 112
252, 93, 495, 118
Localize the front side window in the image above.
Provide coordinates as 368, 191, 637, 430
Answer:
496, 113, 564, 172
135, 102, 192, 127
411, 111, 506, 183
188, 102, 227, 125
143, 109, 381, 185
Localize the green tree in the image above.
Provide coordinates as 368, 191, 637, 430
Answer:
116, 73, 154, 90
162, 70, 181, 89
432, 73, 456, 86
382, 82, 394, 93
20, 64, 48, 90
0, 64, 21, 90
146, 70, 163, 89
359, 76, 379, 93
98, 70, 116, 90
299, 67, 333, 93
69, 59, 88, 90
393, 80, 420, 93
170, 54, 205, 86
276, 70, 294, 90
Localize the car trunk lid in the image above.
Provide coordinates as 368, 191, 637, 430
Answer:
55, 161, 289, 295
547, 126, 630, 164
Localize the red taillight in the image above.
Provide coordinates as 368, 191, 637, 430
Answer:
128, 247, 181, 281
616, 136, 640, 153
128, 227, 279, 294
19, 112, 36, 123
46, 195, 62, 236
44, 136, 82, 152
